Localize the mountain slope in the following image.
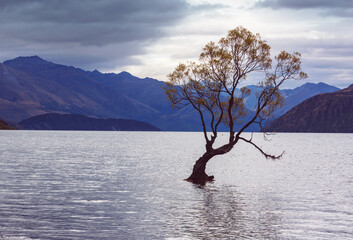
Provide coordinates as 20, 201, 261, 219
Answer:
2, 56, 160, 122
0, 62, 61, 121
267, 85, 353, 132
86, 70, 188, 130
88, 70, 173, 115
18, 113, 160, 131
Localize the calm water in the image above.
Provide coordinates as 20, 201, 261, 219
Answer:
0, 131, 352, 240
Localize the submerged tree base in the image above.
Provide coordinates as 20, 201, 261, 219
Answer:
185, 173, 215, 185
184, 153, 215, 185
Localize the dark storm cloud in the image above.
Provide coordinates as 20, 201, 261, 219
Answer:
257, 0, 353, 17
0, 0, 193, 45
0, 0, 222, 72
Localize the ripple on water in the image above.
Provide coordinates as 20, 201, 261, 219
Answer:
0, 131, 352, 239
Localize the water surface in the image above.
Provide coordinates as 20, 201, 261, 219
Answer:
0, 131, 352, 239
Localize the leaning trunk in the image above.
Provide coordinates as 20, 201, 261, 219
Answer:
185, 151, 215, 185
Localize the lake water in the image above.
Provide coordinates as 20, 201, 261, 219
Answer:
0, 131, 352, 240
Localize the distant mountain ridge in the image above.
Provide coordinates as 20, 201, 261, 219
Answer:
18, 113, 160, 131
277, 82, 340, 116
0, 55, 344, 131
237, 82, 340, 116
266, 85, 353, 132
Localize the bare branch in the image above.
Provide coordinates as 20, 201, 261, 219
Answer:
239, 137, 284, 160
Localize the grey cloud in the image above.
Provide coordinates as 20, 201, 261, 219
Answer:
267, 37, 353, 55
0, 0, 222, 71
0, 0, 191, 45
305, 57, 353, 70
265, 37, 353, 88
0, 40, 144, 71
257, 0, 353, 17
257, 0, 353, 9
49, 42, 144, 70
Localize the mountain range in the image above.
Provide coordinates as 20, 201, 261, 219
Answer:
0, 55, 345, 131
267, 85, 353, 133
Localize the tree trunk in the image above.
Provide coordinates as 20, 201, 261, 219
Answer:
185, 151, 215, 185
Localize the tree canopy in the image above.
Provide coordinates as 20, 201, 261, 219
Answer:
164, 26, 307, 184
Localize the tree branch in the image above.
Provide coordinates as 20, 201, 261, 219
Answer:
239, 137, 284, 159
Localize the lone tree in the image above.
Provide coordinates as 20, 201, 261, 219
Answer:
164, 26, 307, 184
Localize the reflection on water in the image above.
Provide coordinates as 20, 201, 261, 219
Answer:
179, 184, 282, 239
0, 131, 352, 239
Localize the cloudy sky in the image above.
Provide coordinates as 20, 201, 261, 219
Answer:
0, 0, 352, 88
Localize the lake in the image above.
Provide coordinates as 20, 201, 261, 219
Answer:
0, 131, 352, 239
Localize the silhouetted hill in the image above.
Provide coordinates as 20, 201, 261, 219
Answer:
267, 85, 353, 132
239, 83, 340, 116
18, 113, 160, 131
0, 119, 15, 130
277, 82, 340, 116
